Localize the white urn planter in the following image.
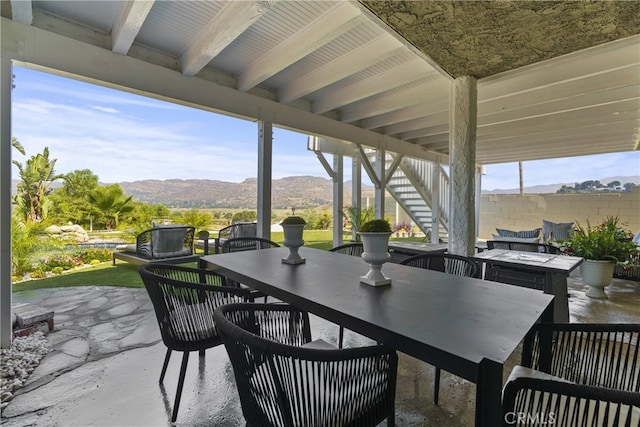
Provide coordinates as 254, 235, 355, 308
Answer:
580, 259, 615, 299
358, 232, 392, 286
281, 223, 306, 265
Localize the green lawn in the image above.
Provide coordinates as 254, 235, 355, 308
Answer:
12, 231, 425, 292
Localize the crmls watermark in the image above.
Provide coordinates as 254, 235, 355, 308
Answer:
505, 412, 556, 425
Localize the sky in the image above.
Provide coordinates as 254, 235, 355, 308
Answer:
11, 66, 640, 191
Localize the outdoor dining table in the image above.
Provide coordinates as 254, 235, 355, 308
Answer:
471, 249, 583, 323
202, 247, 554, 426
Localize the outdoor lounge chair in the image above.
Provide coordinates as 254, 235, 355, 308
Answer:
196, 222, 258, 254
138, 264, 257, 422
214, 302, 398, 427
503, 322, 640, 426
486, 240, 560, 254
112, 225, 198, 265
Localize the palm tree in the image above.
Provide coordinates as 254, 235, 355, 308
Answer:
12, 142, 65, 223
88, 184, 134, 229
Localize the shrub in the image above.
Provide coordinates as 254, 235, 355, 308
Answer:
30, 269, 47, 279
79, 248, 113, 263
52, 267, 64, 275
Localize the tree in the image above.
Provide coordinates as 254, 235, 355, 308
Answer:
232, 210, 257, 223
175, 209, 212, 230
12, 142, 66, 223
49, 169, 100, 226
88, 184, 134, 229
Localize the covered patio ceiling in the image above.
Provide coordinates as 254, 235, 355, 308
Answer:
2, 0, 639, 165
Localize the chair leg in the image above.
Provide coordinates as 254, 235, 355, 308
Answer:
160, 348, 172, 383
171, 352, 190, 422
433, 367, 441, 405
338, 326, 344, 349
199, 349, 205, 357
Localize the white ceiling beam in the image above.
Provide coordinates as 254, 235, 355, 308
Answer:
111, 0, 155, 55
478, 65, 640, 115
1, 17, 443, 164
384, 111, 449, 136
362, 100, 446, 129
279, 36, 402, 103
341, 81, 448, 123
479, 35, 640, 101
10, 0, 32, 25
180, 1, 274, 77
237, 1, 364, 92
312, 58, 436, 114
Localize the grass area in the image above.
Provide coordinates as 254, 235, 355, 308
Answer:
13, 232, 426, 292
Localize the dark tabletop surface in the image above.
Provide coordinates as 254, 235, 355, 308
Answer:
203, 247, 553, 380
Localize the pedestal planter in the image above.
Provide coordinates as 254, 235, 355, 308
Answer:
282, 224, 305, 265
359, 232, 392, 286
580, 259, 615, 298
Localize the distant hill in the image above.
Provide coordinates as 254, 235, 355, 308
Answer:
481, 176, 640, 194
118, 176, 375, 209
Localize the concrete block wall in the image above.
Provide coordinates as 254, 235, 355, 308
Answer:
479, 186, 640, 239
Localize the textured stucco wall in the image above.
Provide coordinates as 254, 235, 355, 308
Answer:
479, 186, 640, 239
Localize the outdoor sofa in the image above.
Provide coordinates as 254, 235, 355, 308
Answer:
195, 222, 257, 255
113, 225, 198, 265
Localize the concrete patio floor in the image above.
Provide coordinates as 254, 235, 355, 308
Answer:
2, 271, 639, 427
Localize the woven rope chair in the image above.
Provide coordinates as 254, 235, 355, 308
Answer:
329, 242, 364, 257
221, 237, 280, 253
138, 264, 256, 422
215, 303, 398, 427
399, 253, 478, 405
503, 323, 640, 426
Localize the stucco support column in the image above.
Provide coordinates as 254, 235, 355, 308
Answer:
351, 156, 361, 241
0, 58, 12, 348
257, 121, 272, 239
332, 155, 343, 247
448, 76, 477, 256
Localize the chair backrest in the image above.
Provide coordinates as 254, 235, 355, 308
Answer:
400, 253, 478, 277
522, 323, 640, 392
218, 222, 258, 240
329, 242, 364, 256
486, 240, 560, 254
221, 237, 280, 253
503, 373, 640, 426
214, 303, 398, 427
136, 226, 195, 259
138, 264, 253, 352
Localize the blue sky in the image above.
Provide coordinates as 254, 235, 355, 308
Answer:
11, 67, 640, 191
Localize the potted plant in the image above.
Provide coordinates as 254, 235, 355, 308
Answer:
559, 216, 638, 298
281, 216, 306, 264
358, 219, 393, 286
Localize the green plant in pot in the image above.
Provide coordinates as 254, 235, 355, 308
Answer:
281, 216, 306, 264
357, 219, 393, 286
559, 216, 638, 298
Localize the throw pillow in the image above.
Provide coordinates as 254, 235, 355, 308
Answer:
496, 228, 541, 239
542, 220, 573, 241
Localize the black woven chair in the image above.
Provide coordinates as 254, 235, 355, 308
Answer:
138, 264, 256, 422
399, 252, 478, 405
329, 242, 364, 256
221, 237, 280, 253
214, 303, 398, 427
503, 323, 640, 426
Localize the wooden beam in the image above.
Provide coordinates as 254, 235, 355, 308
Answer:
111, 0, 155, 55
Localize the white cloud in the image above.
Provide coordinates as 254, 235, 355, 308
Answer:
90, 105, 119, 114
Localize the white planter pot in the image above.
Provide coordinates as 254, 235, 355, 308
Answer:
282, 224, 305, 264
358, 232, 392, 286
580, 259, 615, 299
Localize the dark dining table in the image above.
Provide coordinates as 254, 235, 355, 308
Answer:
202, 247, 554, 426
471, 249, 583, 323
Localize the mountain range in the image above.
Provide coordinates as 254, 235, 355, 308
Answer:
11, 175, 638, 209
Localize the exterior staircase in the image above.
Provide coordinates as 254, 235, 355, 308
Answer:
365, 151, 450, 241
